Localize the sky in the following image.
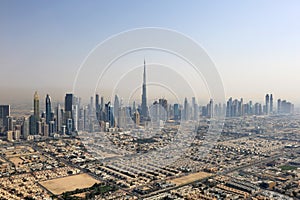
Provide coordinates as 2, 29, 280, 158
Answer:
0, 0, 300, 106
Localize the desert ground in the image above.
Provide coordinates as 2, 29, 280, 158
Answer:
39, 173, 100, 195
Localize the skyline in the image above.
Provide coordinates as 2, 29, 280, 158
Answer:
0, 89, 297, 109
1, 89, 295, 137
1, 1, 300, 104
4, 89, 296, 116
1, 2, 300, 200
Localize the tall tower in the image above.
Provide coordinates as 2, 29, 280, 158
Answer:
277, 99, 281, 114
141, 59, 149, 119
95, 94, 100, 121
208, 99, 214, 118
114, 95, 120, 126
45, 94, 51, 124
265, 94, 270, 115
95, 94, 99, 111
183, 97, 189, 120
270, 94, 273, 114
0, 105, 10, 131
65, 93, 74, 133
134, 110, 140, 127
56, 104, 62, 133
65, 93, 74, 112
34, 91, 40, 121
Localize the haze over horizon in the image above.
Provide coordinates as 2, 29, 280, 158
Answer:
1, 1, 300, 105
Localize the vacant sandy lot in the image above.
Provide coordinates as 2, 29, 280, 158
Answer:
9, 157, 23, 166
169, 172, 212, 186
40, 173, 100, 195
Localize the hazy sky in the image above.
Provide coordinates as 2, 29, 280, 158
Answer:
1, 0, 300, 105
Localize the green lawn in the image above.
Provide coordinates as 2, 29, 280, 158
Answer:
279, 165, 297, 171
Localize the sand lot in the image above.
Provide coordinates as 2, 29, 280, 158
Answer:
169, 172, 212, 186
39, 173, 100, 195
9, 157, 23, 166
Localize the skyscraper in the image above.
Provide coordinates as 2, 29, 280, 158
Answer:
65, 93, 74, 133
106, 102, 114, 127
141, 59, 149, 120
173, 104, 180, 120
90, 96, 94, 115
265, 94, 270, 115
65, 93, 74, 112
34, 91, 40, 120
45, 94, 52, 124
270, 94, 273, 114
277, 99, 281, 114
208, 99, 214, 118
134, 110, 140, 127
22, 116, 30, 139
56, 104, 62, 133
100, 96, 104, 111
158, 98, 168, 120
192, 97, 199, 121
114, 95, 120, 126
95, 94, 99, 113
183, 97, 189, 120
0, 105, 10, 132
72, 105, 78, 132
95, 94, 100, 121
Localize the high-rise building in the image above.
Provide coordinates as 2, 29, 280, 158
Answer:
37, 121, 42, 135
56, 104, 62, 133
100, 96, 104, 111
99, 96, 104, 121
65, 93, 74, 112
133, 110, 140, 127
42, 122, 49, 137
201, 106, 208, 117
89, 96, 94, 116
192, 97, 199, 121
278, 99, 294, 114
277, 99, 281, 114
65, 93, 74, 133
238, 98, 243, 116
29, 92, 40, 135
34, 91, 40, 120
183, 97, 189, 120
66, 118, 72, 134
265, 94, 270, 115
95, 94, 100, 120
29, 115, 35, 135
22, 116, 30, 139
270, 94, 273, 114
0, 105, 10, 132
132, 101, 136, 115
107, 103, 114, 127
95, 94, 99, 109
7, 131, 13, 142
150, 100, 159, 123
141, 59, 149, 120
118, 107, 127, 128
158, 98, 168, 120
114, 95, 120, 126
254, 103, 262, 115
208, 99, 214, 118
72, 105, 78, 132
78, 107, 84, 131
173, 104, 180, 120
45, 94, 52, 124
7, 116, 14, 131
83, 107, 88, 130
49, 121, 55, 135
